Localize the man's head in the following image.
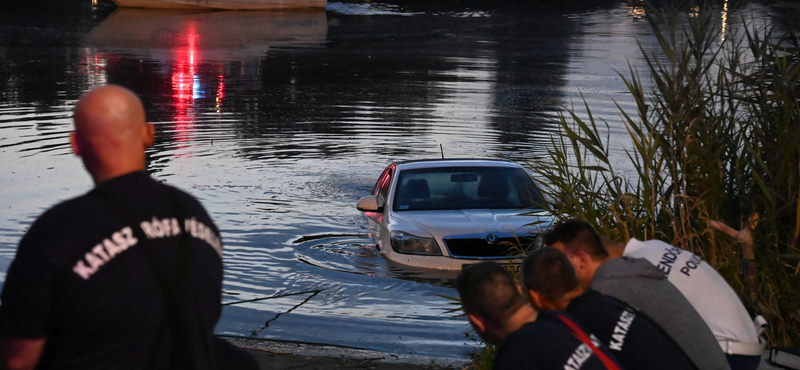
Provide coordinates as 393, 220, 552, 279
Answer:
521, 247, 582, 311
455, 262, 529, 345
542, 219, 608, 289
71, 85, 154, 184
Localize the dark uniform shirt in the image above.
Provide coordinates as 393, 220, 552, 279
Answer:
567, 289, 697, 370
493, 310, 622, 370
0, 171, 224, 370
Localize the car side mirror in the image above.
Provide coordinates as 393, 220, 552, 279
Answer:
357, 195, 383, 212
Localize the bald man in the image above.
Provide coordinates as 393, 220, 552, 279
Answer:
0, 85, 234, 369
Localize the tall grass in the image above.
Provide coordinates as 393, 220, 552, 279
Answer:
528, 5, 800, 346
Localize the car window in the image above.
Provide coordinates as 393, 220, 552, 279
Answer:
372, 167, 393, 205
392, 166, 546, 211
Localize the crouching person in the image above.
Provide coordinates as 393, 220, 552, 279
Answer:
521, 247, 697, 370
455, 262, 623, 370
543, 219, 731, 370
604, 237, 766, 370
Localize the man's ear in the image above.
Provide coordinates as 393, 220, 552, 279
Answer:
468, 313, 486, 333
570, 250, 596, 289
575, 250, 591, 269
525, 289, 549, 310
468, 313, 505, 345
70, 132, 82, 157
143, 123, 155, 149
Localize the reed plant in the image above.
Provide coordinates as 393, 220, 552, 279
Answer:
527, 5, 800, 347
466, 341, 496, 370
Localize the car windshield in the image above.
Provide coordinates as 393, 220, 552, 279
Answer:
392, 166, 546, 211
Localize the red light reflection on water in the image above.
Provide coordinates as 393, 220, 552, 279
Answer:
215, 74, 225, 112
171, 23, 199, 145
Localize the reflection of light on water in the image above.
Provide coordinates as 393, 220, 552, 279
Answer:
721, 0, 729, 42
193, 75, 201, 100
169, 24, 228, 141
326, 2, 421, 16
79, 48, 108, 87
215, 74, 225, 112
427, 56, 497, 154
628, 5, 646, 19
172, 24, 199, 145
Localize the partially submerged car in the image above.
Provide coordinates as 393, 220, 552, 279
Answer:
356, 159, 552, 270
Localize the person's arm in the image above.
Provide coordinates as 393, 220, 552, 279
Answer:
1, 337, 46, 370
0, 217, 55, 370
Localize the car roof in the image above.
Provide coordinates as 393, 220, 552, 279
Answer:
393, 158, 522, 170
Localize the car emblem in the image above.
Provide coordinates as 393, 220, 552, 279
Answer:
485, 233, 499, 245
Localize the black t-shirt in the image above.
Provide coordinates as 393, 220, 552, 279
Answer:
567, 289, 697, 370
493, 310, 621, 370
0, 171, 224, 370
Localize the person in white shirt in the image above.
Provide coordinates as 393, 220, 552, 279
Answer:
605, 237, 766, 370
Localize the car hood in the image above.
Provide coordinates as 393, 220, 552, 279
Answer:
388, 208, 552, 240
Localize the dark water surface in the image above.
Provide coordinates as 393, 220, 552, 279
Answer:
0, 0, 778, 358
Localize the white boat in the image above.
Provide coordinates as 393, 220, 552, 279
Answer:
112, 0, 325, 11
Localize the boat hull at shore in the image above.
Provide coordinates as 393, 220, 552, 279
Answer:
112, 0, 326, 10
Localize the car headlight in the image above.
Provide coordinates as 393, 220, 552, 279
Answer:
390, 231, 442, 256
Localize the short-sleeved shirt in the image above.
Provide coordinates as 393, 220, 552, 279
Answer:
567, 289, 697, 370
623, 239, 761, 355
493, 310, 622, 370
0, 171, 224, 369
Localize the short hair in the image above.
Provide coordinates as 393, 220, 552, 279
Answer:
455, 262, 526, 325
521, 248, 580, 301
542, 219, 608, 260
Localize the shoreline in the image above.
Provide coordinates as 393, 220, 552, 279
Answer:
223, 336, 471, 369
224, 336, 788, 370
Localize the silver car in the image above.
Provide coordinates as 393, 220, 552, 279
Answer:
356, 159, 552, 270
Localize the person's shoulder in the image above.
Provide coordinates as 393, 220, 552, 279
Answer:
583, 288, 633, 306
627, 238, 672, 248
162, 183, 215, 214
31, 193, 97, 229
495, 320, 564, 370
17, 193, 96, 251
161, 182, 204, 205
523, 310, 583, 340
503, 318, 562, 347
624, 238, 675, 255
499, 311, 612, 370
492, 345, 526, 370
569, 289, 618, 311
596, 256, 666, 280
145, 175, 203, 206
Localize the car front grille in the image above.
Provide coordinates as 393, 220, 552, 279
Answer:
444, 235, 538, 258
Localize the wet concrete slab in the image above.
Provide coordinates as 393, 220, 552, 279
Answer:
224, 336, 469, 369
